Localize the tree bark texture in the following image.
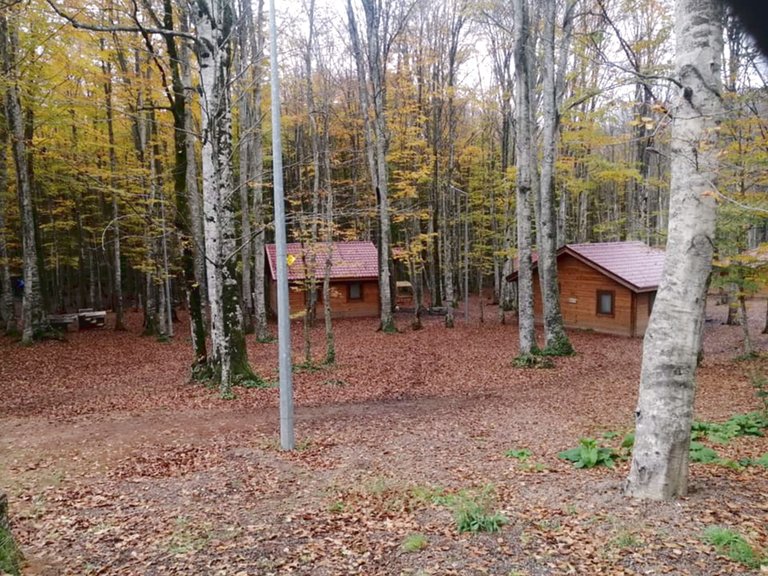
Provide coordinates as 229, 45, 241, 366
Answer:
1, 15, 48, 344
537, 0, 571, 353
513, 0, 536, 355
0, 100, 16, 333
195, 0, 253, 395
625, 0, 723, 500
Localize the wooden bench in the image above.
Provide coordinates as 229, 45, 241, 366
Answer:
48, 313, 78, 331
78, 310, 106, 329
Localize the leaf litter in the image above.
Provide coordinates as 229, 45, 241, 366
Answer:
0, 297, 766, 574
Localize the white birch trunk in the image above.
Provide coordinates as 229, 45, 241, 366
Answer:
196, 0, 253, 394
179, 23, 207, 313
537, 0, 571, 353
250, 0, 269, 342
237, 16, 253, 332
102, 53, 125, 331
348, 0, 394, 331
625, 0, 723, 500
513, 0, 536, 355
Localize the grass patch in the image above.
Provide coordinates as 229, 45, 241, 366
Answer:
611, 529, 643, 550
734, 351, 760, 362
452, 486, 508, 533
703, 526, 766, 569
166, 517, 211, 555
454, 499, 508, 533
408, 484, 508, 533
401, 533, 428, 552
0, 524, 23, 576
512, 353, 554, 369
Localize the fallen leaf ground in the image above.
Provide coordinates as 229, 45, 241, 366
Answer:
1, 297, 767, 575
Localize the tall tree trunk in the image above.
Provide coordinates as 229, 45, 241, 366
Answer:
1, 15, 48, 344
237, 2, 254, 334
348, 0, 395, 332
195, 0, 256, 395
0, 100, 16, 333
102, 53, 126, 330
440, 6, 465, 329
178, 8, 209, 368
625, 0, 724, 500
739, 294, 752, 355
248, 0, 269, 342
536, 0, 572, 355
513, 0, 536, 355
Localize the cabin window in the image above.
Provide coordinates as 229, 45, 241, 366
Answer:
596, 290, 615, 316
648, 292, 656, 315
349, 282, 362, 301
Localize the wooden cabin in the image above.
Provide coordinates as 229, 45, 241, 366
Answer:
507, 241, 665, 337
265, 241, 380, 319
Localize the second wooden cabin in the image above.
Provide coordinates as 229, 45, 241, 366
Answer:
507, 241, 665, 337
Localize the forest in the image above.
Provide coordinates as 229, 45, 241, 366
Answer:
1, 0, 768, 573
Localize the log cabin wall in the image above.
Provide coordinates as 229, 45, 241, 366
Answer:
532, 254, 636, 337
268, 279, 380, 319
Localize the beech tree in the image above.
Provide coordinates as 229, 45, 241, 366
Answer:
512, 0, 536, 355
194, 0, 257, 394
536, 0, 575, 355
1, 13, 49, 344
625, 0, 724, 500
347, 0, 397, 332
0, 101, 16, 334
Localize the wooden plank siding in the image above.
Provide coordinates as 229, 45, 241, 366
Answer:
531, 254, 654, 337
268, 279, 380, 319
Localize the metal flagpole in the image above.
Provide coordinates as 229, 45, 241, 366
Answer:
269, 0, 294, 451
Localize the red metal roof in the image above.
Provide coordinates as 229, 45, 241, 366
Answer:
508, 241, 665, 293
265, 241, 379, 282
564, 242, 665, 292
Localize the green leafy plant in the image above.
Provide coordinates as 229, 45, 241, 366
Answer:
692, 412, 767, 443
539, 334, 575, 357
504, 448, 532, 461
401, 533, 429, 552
689, 442, 719, 463
558, 438, 616, 468
738, 453, 768, 468
703, 526, 766, 569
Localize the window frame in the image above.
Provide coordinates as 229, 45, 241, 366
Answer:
348, 281, 363, 301
596, 289, 615, 317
